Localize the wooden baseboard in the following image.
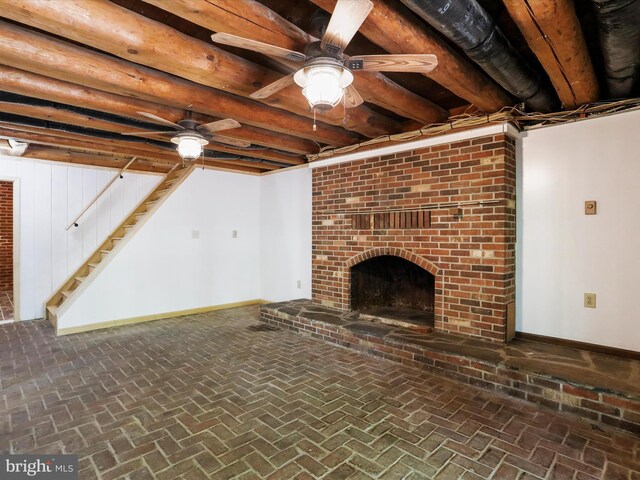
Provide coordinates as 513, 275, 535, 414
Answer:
515, 331, 640, 360
56, 299, 269, 336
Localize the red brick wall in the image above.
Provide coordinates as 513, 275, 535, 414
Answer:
312, 133, 516, 342
0, 181, 13, 291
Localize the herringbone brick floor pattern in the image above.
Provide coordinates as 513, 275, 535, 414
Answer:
0, 306, 638, 479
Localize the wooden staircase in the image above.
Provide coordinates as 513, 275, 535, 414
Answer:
46, 163, 194, 327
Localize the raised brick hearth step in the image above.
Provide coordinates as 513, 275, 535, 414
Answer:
260, 299, 640, 436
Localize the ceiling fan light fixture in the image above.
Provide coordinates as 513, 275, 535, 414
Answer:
294, 65, 353, 111
171, 133, 208, 161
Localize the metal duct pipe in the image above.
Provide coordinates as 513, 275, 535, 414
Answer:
400, 0, 557, 111
590, 0, 640, 97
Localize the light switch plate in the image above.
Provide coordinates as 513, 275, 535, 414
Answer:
192, 230, 200, 239
584, 293, 596, 308
585, 201, 597, 215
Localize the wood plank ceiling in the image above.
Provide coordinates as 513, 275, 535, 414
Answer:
0, 0, 637, 174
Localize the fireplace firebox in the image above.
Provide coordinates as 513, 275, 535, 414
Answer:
350, 255, 435, 327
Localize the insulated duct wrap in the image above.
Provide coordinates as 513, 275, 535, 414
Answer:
590, 0, 640, 97
400, 0, 557, 111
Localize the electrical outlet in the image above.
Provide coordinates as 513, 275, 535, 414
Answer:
585, 201, 597, 215
297, 280, 302, 289
584, 293, 596, 308
232, 230, 237, 238
192, 230, 200, 239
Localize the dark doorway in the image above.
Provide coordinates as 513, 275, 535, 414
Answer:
0, 180, 13, 322
350, 255, 435, 326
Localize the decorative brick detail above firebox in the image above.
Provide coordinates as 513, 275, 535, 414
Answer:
312, 133, 517, 343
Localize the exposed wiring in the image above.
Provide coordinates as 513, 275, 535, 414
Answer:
307, 98, 640, 161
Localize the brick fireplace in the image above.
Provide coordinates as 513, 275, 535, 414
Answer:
311, 133, 517, 343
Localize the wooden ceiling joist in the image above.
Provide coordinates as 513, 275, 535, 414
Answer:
0, 0, 403, 139
0, 21, 360, 148
309, 0, 512, 112
0, 123, 181, 164
142, 0, 448, 125
0, 66, 316, 155
0, 102, 305, 166
502, 0, 599, 108
21, 146, 171, 174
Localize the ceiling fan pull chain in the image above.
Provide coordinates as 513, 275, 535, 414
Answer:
313, 108, 317, 132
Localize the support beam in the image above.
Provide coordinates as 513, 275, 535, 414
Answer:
0, 124, 179, 164
502, 0, 599, 108
0, 21, 360, 147
309, 0, 512, 112
22, 146, 171, 174
0, 102, 305, 165
0, 65, 317, 155
0, 0, 400, 138
143, 0, 448, 125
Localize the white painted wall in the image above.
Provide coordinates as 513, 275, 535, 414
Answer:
0, 154, 160, 320
58, 168, 262, 329
517, 109, 640, 351
260, 167, 312, 302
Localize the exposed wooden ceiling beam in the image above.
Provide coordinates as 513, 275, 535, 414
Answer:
0, 101, 305, 166
0, 21, 360, 147
0, 65, 317, 155
309, 0, 512, 112
502, 0, 599, 108
21, 146, 172, 174
2, 129, 274, 174
142, 0, 448, 125
0, 1, 401, 138
0, 123, 180, 164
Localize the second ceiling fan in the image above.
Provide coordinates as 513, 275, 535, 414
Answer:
211, 0, 438, 113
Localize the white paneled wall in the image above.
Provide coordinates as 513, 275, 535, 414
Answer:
0, 155, 161, 320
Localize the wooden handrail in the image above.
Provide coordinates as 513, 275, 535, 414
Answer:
66, 157, 137, 230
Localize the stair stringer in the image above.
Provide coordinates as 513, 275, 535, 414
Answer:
46, 164, 195, 329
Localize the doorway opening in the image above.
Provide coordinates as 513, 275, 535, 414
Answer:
0, 180, 14, 322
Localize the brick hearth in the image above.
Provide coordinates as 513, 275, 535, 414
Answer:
311, 133, 516, 342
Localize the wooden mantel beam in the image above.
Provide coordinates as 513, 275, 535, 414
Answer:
0, 0, 400, 138
0, 21, 360, 147
0, 66, 317, 155
309, 0, 512, 112
143, 0, 448, 126
502, 0, 599, 108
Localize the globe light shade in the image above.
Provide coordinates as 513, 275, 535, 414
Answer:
171, 134, 208, 161
294, 65, 354, 111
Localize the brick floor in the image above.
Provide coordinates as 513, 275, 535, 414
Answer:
1, 306, 639, 479
0, 290, 13, 321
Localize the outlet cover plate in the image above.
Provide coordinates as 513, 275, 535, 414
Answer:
584, 293, 596, 308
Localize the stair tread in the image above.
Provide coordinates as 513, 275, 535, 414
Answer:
88, 263, 99, 268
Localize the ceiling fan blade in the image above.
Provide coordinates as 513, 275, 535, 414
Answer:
208, 135, 252, 148
121, 130, 174, 137
321, 0, 373, 55
346, 54, 438, 73
197, 118, 241, 134
211, 32, 306, 62
136, 111, 183, 129
250, 73, 296, 100
343, 85, 364, 109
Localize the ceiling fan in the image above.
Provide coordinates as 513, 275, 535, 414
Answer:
121, 111, 248, 160
210, 0, 437, 114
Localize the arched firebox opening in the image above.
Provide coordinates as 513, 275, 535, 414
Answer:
350, 255, 435, 327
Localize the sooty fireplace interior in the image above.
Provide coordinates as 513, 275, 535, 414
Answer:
350, 255, 435, 327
